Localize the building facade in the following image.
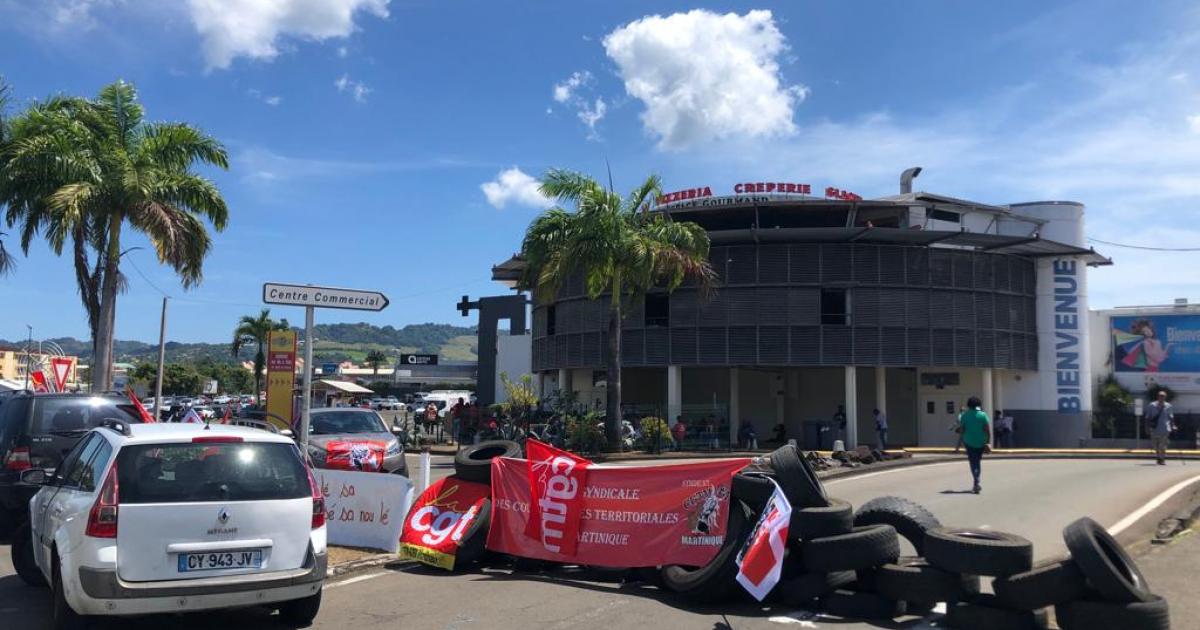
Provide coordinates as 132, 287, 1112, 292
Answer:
491, 171, 1109, 448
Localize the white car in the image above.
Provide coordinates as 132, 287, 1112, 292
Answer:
24, 421, 326, 629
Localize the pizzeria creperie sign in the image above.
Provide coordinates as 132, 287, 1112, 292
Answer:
656, 182, 861, 207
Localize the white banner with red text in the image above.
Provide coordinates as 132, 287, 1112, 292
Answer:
314, 468, 413, 552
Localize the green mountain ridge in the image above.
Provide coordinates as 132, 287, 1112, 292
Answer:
1, 322, 479, 365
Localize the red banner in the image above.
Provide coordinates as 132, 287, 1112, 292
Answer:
400, 477, 490, 570
524, 439, 591, 557
488, 457, 751, 567
324, 440, 387, 471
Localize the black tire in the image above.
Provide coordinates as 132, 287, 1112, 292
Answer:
925, 527, 1033, 577
821, 589, 905, 620
278, 590, 322, 627
992, 558, 1089, 610
731, 472, 775, 509
793, 498, 854, 540
1063, 517, 1153, 604
775, 571, 856, 605
12, 522, 47, 587
945, 595, 1048, 630
51, 554, 85, 630
875, 556, 980, 604
1056, 595, 1170, 630
453, 498, 491, 568
453, 440, 522, 484
853, 496, 941, 556
660, 500, 753, 602
801, 524, 900, 573
769, 445, 828, 508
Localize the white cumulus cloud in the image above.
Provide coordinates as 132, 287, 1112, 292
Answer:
186, 0, 389, 70
334, 73, 371, 103
480, 167, 553, 210
550, 70, 606, 139
553, 71, 591, 103
603, 9, 808, 150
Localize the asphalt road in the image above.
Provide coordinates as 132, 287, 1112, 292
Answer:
2, 457, 1197, 630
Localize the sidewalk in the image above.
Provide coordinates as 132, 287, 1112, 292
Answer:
1134, 527, 1199, 625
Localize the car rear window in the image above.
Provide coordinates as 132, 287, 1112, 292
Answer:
31, 397, 140, 433
116, 442, 310, 503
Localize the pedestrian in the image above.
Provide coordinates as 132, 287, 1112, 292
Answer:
772, 421, 786, 445
450, 397, 466, 445
671, 416, 688, 451
1144, 390, 1175, 465
958, 396, 991, 494
738, 421, 758, 450
994, 410, 1014, 449
833, 404, 847, 444
873, 408, 888, 450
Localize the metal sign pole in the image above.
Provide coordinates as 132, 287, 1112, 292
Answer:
300, 305, 314, 450
153, 297, 168, 421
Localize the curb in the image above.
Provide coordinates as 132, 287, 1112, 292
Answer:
1153, 486, 1200, 544
326, 553, 409, 578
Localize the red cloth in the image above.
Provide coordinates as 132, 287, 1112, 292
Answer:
523, 439, 591, 556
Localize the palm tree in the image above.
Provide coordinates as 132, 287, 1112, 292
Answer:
0, 78, 15, 276
521, 169, 716, 446
365, 349, 388, 376
0, 81, 229, 391
232, 309, 289, 406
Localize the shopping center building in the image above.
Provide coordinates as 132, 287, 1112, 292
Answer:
486, 169, 1111, 448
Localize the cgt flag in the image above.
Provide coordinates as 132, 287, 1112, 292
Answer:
735, 477, 792, 601
524, 439, 591, 557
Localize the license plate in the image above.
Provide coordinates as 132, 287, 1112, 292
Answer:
177, 550, 263, 572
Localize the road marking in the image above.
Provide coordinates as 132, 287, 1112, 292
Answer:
1109, 473, 1200, 535
325, 571, 387, 590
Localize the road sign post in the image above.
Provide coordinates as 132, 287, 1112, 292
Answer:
263, 283, 390, 451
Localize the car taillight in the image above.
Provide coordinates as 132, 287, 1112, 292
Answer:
85, 463, 119, 538
306, 466, 325, 529
4, 446, 31, 471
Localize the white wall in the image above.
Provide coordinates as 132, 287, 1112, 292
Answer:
494, 334, 532, 404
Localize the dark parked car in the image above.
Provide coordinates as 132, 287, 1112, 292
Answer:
0, 392, 142, 584
301, 408, 406, 476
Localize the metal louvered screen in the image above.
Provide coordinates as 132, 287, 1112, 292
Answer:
645, 329, 669, 364
930, 251, 954, 286
822, 245, 852, 282
759, 327, 788, 364
671, 328, 698, 364
790, 245, 820, 283
908, 328, 930, 365
879, 247, 905, 284
622, 329, 644, 366
729, 327, 757, 364
853, 288, 880, 326
881, 328, 907, 365
977, 330, 995, 364
953, 252, 973, 287
955, 329, 976, 366
671, 291, 698, 327
728, 246, 757, 285
931, 291, 955, 327
699, 292, 727, 326
791, 326, 820, 364
906, 290, 930, 327
789, 289, 820, 325
759, 245, 788, 283
853, 327, 880, 364
727, 289, 756, 325
953, 292, 974, 328
757, 288, 788, 325
696, 328, 725, 364
906, 248, 929, 285
822, 326, 851, 364
932, 329, 954, 366
582, 332, 602, 366
853, 246, 879, 283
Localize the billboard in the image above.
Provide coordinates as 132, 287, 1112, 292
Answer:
400, 353, 438, 366
1112, 314, 1200, 393
265, 330, 297, 429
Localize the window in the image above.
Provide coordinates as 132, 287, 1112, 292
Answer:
117, 442, 309, 504
645, 294, 670, 327
820, 289, 849, 325
32, 397, 139, 434
309, 410, 388, 435
62, 435, 101, 489
546, 306, 557, 336
79, 439, 113, 492
929, 209, 961, 223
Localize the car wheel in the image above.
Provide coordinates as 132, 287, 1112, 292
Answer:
278, 589, 322, 627
12, 522, 47, 587
51, 554, 86, 630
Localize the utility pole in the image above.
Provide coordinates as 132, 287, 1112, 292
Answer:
153, 297, 168, 421
22, 325, 32, 390
299, 306, 314, 450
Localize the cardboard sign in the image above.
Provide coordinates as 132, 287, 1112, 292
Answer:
400, 477, 490, 570
315, 468, 412, 552
324, 440, 387, 471
487, 457, 750, 567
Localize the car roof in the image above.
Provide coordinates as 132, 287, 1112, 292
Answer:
104, 422, 295, 446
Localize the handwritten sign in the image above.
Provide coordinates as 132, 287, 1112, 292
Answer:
315, 468, 413, 552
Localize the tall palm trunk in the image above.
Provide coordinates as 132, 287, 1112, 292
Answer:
605, 292, 623, 449
254, 349, 265, 405
72, 227, 101, 388
93, 216, 122, 392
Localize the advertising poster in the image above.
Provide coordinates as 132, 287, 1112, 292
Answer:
400, 477, 491, 570
265, 329, 297, 429
487, 457, 750, 567
315, 468, 413, 552
1112, 314, 1200, 393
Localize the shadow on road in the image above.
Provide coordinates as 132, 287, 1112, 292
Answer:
938, 490, 978, 495
0, 574, 51, 630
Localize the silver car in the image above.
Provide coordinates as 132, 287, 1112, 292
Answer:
302, 408, 406, 476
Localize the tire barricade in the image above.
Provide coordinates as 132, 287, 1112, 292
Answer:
410, 442, 1171, 629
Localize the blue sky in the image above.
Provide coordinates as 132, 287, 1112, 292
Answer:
2, 0, 1199, 343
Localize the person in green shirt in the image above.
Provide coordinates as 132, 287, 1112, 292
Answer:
958, 396, 991, 494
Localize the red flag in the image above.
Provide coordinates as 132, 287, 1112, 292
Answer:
30, 371, 49, 393
126, 386, 154, 423
735, 478, 792, 601
221, 404, 233, 424
524, 439, 591, 557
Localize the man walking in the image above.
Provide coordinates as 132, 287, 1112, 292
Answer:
873, 408, 888, 450
1144, 390, 1175, 465
994, 409, 1014, 448
833, 404, 847, 445
958, 396, 991, 494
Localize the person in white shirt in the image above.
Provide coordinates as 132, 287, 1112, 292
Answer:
1144, 391, 1175, 465
873, 408, 888, 450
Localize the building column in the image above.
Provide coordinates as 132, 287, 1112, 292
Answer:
875, 366, 887, 421
667, 365, 682, 426
557, 368, 571, 395
729, 368, 740, 445
844, 366, 858, 449
992, 369, 1004, 413
981, 367, 994, 446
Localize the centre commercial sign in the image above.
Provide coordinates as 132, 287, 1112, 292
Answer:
655, 181, 862, 207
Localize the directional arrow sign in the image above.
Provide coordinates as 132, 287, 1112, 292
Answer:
262, 282, 390, 312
